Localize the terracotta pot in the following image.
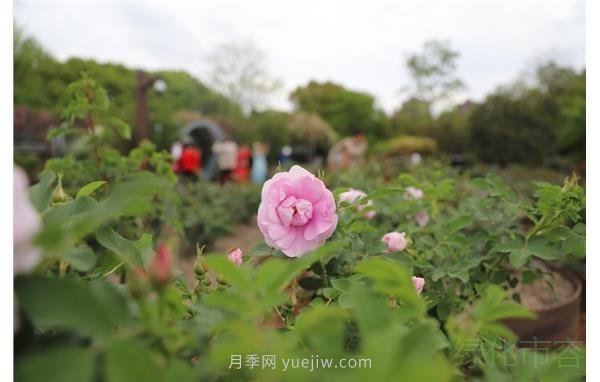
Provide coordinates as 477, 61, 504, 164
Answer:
503, 271, 582, 349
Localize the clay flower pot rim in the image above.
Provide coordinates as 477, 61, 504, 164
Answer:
525, 269, 582, 313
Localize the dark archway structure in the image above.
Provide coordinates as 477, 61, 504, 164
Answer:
181, 119, 225, 181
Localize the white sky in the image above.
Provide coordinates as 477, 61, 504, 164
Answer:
14, 0, 585, 113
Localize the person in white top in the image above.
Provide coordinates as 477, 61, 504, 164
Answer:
171, 140, 183, 160
212, 138, 238, 184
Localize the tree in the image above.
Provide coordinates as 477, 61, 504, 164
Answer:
14, 25, 61, 109
470, 88, 555, 166
390, 97, 433, 136
290, 81, 388, 137
402, 39, 465, 110
234, 110, 291, 161
430, 101, 474, 153
13, 27, 243, 150
207, 41, 281, 115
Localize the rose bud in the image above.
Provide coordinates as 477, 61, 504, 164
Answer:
381, 232, 408, 252
148, 244, 173, 286
412, 276, 425, 295
227, 248, 243, 266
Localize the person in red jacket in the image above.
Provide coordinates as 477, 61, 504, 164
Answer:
178, 144, 202, 180
233, 144, 251, 183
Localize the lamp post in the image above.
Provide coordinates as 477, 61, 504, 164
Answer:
134, 70, 167, 145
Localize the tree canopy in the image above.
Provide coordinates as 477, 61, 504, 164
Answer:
290, 81, 388, 138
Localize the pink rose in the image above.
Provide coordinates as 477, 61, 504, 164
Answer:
415, 211, 429, 227
338, 188, 376, 220
13, 166, 41, 275
412, 276, 425, 295
148, 244, 173, 286
405, 186, 424, 200
381, 231, 408, 252
257, 165, 338, 257
227, 248, 243, 266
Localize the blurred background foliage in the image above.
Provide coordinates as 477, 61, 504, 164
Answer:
14, 25, 584, 173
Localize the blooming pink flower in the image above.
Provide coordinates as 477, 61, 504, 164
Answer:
338, 188, 376, 220
412, 276, 425, 295
381, 231, 408, 252
257, 165, 338, 257
149, 244, 173, 286
227, 248, 243, 266
13, 166, 41, 275
415, 211, 429, 227
404, 186, 424, 200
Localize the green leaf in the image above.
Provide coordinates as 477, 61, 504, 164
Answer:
96, 226, 143, 267
521, 271, 536, 284
354, 258, 425, 317
474, 285, 535, 323
15, 276, 127, 336
295, 305, 347, 355
346, 283, 391, 332
447, 269, 469, 283
201, 255, 252, 292
61, 245, 96, 272
509, 249, 529, 268
111, 118, 131, 140
446, 215, 473, 234
163, 359, 196, 382
563, 231, 585, 258
330, 277, 352, 292
105, 340, 161, 382
432, 268, 446, 282
493, 237, 524, 253
256, 239, 349, 294
76, 181, 107, 199
363, 187, 405, 202
526, 239, 560, 260
134, 233, 155, 265
15, 346, 94, 382
28, 170, 57, 213
87, 280, 130, 326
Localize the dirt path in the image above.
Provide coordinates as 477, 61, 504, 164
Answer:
213, 215, 263, 254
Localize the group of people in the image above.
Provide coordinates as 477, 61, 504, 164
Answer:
171, 131, 367, 184
171, 138, 270, 185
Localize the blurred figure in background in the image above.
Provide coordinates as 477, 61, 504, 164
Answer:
178, 143, 202, 180
234, 144, 251, 183
170, 139, 184, 173
212, 138, 238, 184
279, 145, 293, 170
327, 131, 367, 171
251, 142, 269, 184
410, 152, 422, 166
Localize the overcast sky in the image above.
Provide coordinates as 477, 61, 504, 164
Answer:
14, 0, 585, 113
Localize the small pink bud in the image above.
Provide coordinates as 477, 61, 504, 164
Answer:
404, 186, 424, 200
149, 244, 173, 286
412, 276, 425, 295
227, 248, 243, 266
381, 232, 408, 252
415, 211, 429, 227
338, 188, 376, 220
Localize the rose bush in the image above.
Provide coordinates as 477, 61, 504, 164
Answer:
13, 78, 585, 382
